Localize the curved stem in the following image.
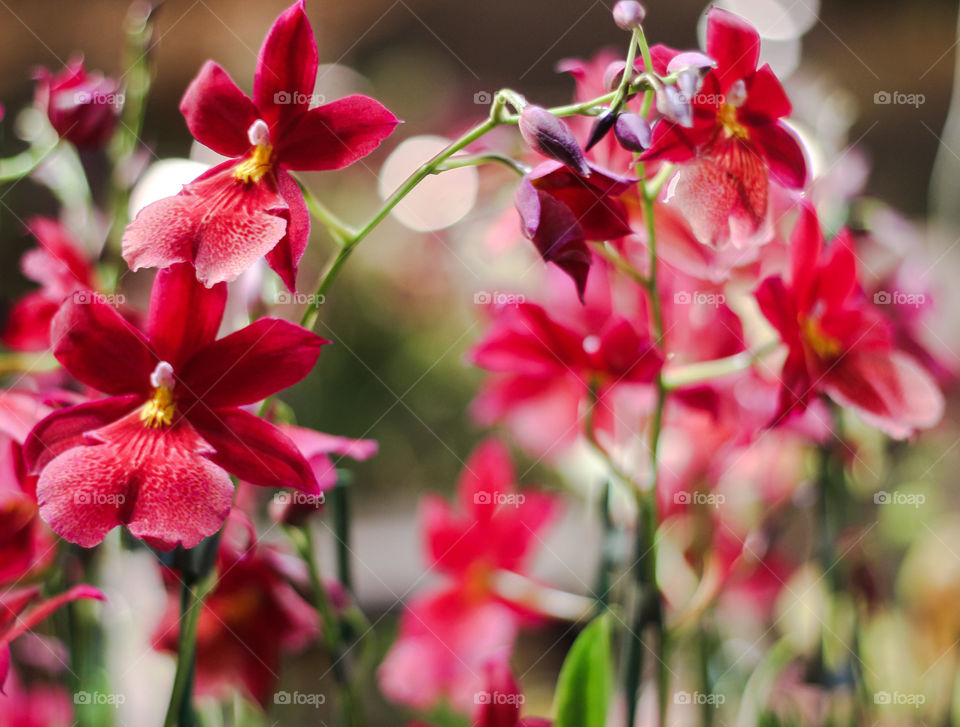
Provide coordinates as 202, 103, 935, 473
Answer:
434, 152, 529, 176
0, 138, 59, 183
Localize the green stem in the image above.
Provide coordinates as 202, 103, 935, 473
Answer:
661, 341, 780, 390
0, 138, 59, 183
291, 524, 359, 727
300, 114, 498, 329
162, 572, 214, 727
434, 152, 529, 176
297, 180, 357, 244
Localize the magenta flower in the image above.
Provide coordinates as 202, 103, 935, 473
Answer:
24, 263, 326, 550
641, 8, 807, 249
34, 58, 121, 148
755, 204, 943, 438
378, 440, 558, 712
122, 1, 399, 290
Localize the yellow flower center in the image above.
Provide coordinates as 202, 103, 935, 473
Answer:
140, 361, 176, 428
233, 119, 274, 184
141, 386, 175, 428
233, 142, 274, 184
718, 103, 749, 140
802, 317, 842, 360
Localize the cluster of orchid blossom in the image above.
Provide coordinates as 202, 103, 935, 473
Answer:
0, 1, 953, 726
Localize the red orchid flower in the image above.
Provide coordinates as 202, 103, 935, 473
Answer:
469, 270, 662, 457
122, 0, 399, 291
641, 8, 807, 250
34, 58, 122, 149
2, 219, 97, 353
378, 440, 558, 712
0, 584, 104, 692
754, 204, 943, 438
24, 263, 326, 550
153, 520, 317, 707
515, 160, 635, 300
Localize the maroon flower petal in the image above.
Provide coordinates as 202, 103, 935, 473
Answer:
264, 170, 310, 292
147, 263, 228, 369
705, 7, 760, 91
50, 299, 155, 396
190, 408, 319, 493
24, 395, 141, 473
275, 95, 399, 171
515, 179, 591, 301
180, 61, 259, 158
253, 1, 318, 134
787, 202, 823, 310
123, 161, 289, 287
179, 317, 326, 408
751, 122, 807, 190
37, 413, 233, 549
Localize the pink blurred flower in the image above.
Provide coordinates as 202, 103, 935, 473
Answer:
755, 204, 943, 438
378, 440, 559, 712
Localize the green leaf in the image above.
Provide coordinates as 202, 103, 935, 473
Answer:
553, 614, 614, 727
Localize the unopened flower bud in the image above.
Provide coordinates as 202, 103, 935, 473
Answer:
519, 105, 590, 175
602, 61, 628, 93
656, 85, 693, 128
585, 110, 619, 151
612, 1, 646, 31
614, 113, 651, 152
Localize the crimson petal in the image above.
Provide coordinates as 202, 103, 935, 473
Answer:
180, 61, 259, 158
264, 170, 310, 292
190, 408, 319, 493
705, 7, 760, 91
253, 0, 318, 134
275, 95, 399, 171
51, 299, 155, 396
751, 122, 807, 190
179, 317, 326, 408
24, 395, 141, 473
36, 413, 233, 549
147, 263, 227, 369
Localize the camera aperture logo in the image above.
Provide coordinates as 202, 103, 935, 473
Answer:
274, 690, 326, 707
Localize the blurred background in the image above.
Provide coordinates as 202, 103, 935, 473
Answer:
1, 0, 959, 723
